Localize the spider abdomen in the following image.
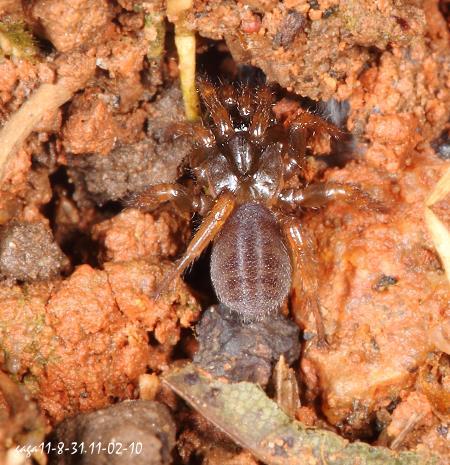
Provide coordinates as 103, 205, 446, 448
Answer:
210, 203, 292, 321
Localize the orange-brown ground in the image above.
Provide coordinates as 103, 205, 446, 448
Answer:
0, 0, 449, 463
299, 151, 448, 441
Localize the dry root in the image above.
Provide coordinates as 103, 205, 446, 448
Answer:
425, 166, 450, 284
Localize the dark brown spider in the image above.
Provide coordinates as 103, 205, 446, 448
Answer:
128, 80, 377, 342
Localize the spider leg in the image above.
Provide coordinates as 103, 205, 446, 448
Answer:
279, 182, 384, 211
219, 84, 239, 109
187, 125, 217, 169
237, 85, 253, 120
286, 109, 344, 140
159, 121, 215, 149
220, 83, 255, 122
281, 215, 327, 345
153, 191, 236, 299
249, 86, 273, 143
124, 183, 213, 215
158, 122, 215, 167
283, 124, 308, 179
198, 79, 234, 142
283, 109, 345, 179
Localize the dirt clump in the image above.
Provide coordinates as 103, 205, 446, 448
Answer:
25, 0, 112, 52
188, 0, 426, 101
347, 0, 450, 168
93, 208, 188, 263
67, 135, 188, 206
0, 221, 67, 281
66, 87, 189, 206
62, 89, 120, 156
0, 261, 199, 422
104, 260, 200, 346
299, 151, 449, 435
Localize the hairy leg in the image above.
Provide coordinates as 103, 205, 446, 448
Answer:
219, 84, 239, 109
283, 125, 308, 180
153, 191, 236, 298
198, 79, 234, 142
282, 109, 345, 180
218, 83, 254, 121
125, 183, 213, 217
281, 215, 327, 344
249, 86, 274, 143
286, 109, 344, 139
236, 84, 253, 120
124, 183, 197, 213
279, 182, 384, 211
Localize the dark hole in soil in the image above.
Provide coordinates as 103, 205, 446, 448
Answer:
170, 327, 199, 362
44, 166, 101, 269
183, 242, 215, 309
431, 126, 450, 160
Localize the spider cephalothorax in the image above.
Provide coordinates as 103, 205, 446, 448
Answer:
129, 80, 377, 341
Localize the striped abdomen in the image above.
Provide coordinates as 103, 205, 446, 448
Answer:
210, 203, 292, 321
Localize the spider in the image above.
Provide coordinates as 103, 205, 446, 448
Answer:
128, 80, 377, 342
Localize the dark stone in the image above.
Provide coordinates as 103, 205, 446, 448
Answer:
46, 400, 175, 465
273, 9, 306, 48
323, 5, 339, 18
372, 274, 398, 292
431, 128, 450, 160
308, 0, 320, 10
193, 305, 300, 386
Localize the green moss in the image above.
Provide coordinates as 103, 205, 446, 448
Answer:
0, 18, 38, 60
144, 12, 166, 60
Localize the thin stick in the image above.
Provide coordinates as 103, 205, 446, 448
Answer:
0, 83, 73, 185
167, 0, 200, 122
425, 208, 450, 283
390, 412, 425, 450
425, 165, 450, 284
426, 166, 450, 206
175, 32, 199, 121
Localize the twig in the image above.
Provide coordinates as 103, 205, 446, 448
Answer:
390, 412, 425, 450
425, 166, 450, 284
272, 355, 300, 418
167, 0, 200, 121
0, 55, 94, 186
0, 84, 70, 184
426, 166, 450, 206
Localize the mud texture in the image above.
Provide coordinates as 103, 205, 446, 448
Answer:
93, 209, 188, 263
189, 0, 427, 101
67, 86, 190, 206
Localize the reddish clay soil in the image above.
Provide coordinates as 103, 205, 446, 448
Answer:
0, 0, 448, 463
